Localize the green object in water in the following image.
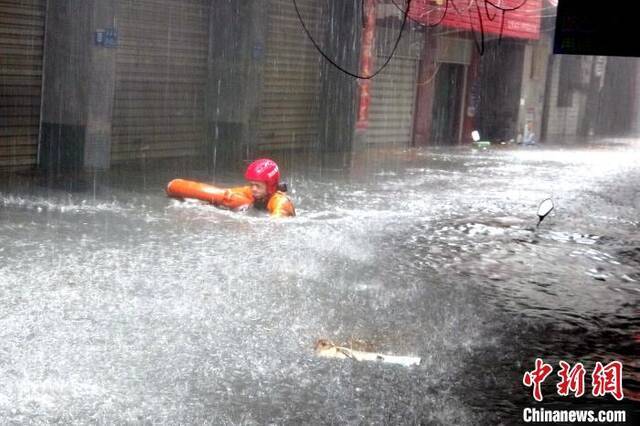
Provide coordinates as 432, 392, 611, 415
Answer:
474, 141, 491, 148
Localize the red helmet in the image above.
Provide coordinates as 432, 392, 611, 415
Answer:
244, 158, 280, 194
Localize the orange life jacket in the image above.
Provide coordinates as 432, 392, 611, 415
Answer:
265, 191, 296, 217
166, 179, 295, 217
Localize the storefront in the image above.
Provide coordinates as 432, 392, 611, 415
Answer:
409, 0, 542, 145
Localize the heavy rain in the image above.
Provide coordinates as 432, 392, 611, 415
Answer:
1, 1, 639, 424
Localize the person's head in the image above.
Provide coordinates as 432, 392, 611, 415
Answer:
244, 158, 280, 200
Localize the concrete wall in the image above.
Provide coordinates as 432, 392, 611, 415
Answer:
544, 57, 586, 140
595, 57, 637, 136
633, 62, 640, 135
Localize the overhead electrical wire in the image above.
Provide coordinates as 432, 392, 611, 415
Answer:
293, 0, 551, 78
292, 0, 414, 79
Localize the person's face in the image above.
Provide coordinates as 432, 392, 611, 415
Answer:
248, 180, 268, 200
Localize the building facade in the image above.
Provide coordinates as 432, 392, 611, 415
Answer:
1, 0, 639, 174
0, 0, 360, 173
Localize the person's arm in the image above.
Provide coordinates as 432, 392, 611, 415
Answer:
166, 179, 253, 209
267, 192, 296, 217
222, 186, 254, 210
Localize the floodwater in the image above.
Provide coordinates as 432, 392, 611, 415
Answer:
1, 139, 639, 424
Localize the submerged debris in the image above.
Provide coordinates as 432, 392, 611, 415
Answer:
314, 339, 421, 367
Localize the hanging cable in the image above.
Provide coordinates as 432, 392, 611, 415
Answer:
388, 0, 534, 55
292, 0, 414, 79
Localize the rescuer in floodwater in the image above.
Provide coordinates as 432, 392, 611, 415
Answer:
166, 158, 295, 218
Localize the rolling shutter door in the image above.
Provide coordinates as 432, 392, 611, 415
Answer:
366, 55, 419, 145
111, 0, 209, 162
366, 27, 420, 146
258, 0, 326, 151
0, 0, 46, 171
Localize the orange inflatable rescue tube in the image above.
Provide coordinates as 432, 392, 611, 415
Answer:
166, 179, 253, 210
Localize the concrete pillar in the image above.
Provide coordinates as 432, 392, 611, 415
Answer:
318, 0, 359, 153
207, 0, 266, 173
412, 32, 438, 147
40, 0, 116, 172
461, 49, 481, 144
83, 1, 117, 170
517, 42, 549, 144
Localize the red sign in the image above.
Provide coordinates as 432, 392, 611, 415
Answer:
409, 0, 541, 40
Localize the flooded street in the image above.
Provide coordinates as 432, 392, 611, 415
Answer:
1, 139, 639, 424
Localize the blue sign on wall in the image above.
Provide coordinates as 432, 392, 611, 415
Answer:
252, 43, 264, 60
95, 28, 118, 48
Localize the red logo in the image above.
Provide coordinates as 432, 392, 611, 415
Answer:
524, 359, 624, 401
592, 361, 624, 401
557, 361, 586, 397
523, 358, 554, 402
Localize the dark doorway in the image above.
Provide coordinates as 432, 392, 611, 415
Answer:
430, 63, 465, 145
